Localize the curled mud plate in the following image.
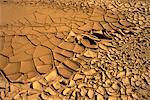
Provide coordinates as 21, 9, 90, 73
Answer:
0, 0, 150, 99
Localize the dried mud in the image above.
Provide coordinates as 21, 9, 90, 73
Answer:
0, 0, 150, 100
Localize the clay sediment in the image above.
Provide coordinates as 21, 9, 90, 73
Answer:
0, 0, 150, 99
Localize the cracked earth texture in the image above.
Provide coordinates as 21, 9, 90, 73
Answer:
0, 0, 150, 100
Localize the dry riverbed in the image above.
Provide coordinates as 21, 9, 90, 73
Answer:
0, 0, 150, 99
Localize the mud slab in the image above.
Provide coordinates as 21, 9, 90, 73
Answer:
0, 0, 150, 99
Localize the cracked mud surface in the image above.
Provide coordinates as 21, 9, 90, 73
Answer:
0, 0, 150, 99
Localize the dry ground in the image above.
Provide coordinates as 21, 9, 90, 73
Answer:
0, 0, 150, 99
